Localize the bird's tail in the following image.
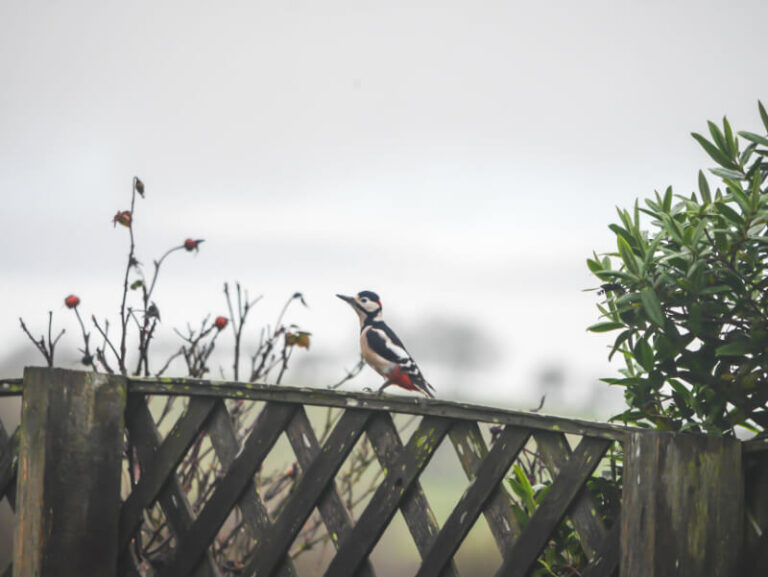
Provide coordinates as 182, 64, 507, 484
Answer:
417, 379, 436, 399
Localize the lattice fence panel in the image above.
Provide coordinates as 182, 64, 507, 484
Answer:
0, 378, 23, 577
117, 382, 624, 577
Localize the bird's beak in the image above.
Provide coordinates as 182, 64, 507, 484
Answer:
336, 294, 355, 306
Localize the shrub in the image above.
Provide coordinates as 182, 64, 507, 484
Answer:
588, 101, 768, 435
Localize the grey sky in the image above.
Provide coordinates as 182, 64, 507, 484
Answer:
2, 1, 767, 416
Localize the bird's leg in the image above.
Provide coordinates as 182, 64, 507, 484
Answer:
377, 380, 393, 395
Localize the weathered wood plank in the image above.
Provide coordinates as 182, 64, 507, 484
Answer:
205, 400, 298, 577
415, 426, 530, 577
620, 431, 742, 577
496, 437, 611, 577
323, 416, 453, 577
15, 367, 126, 577
125, 395, 221, 577
284, 407, 376, 577
366, 413, 458, 577
744, 451, 768, 576
244, 408, 373, 577
159, 402, 298, 577
119, 397, 217, 552
449, 421, 522, 554
533, 430, 607, 557
128, 378, 630, 441
581, 521, 619, 577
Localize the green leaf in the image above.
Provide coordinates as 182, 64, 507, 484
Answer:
759, 100, 768, 134
587, 321, 625, 333
715, 202, 743, 225
708, 120, 728, 154
710, 167, 745, 181
130, 280, 144, 290
750, 168, 762, 211
722, 116, 736, 158
687, 303, 703, 335
698, 170, 711, 204
738, 131, 768, 147
640, 288, 665, 327
633, 339, 655, 372
609, 329, 633, 361
617, 235, 640, 276
663, 186, 673, 212
586, 258, 604, 275
692, 132, 738, 169
716, 341, 760, 357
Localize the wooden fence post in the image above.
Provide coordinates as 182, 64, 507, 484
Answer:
743, 447, 768, 576
621, 431, 742, 577
13, 367, 126, 577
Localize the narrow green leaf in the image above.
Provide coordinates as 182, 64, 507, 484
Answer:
640, 288, 665, 327
708, 120, 728, 154
759, 100, 768, 133
609, 329, 633, 361
738, 131, 768, 147
716, 341, 760, 357
715, 202, 743, 225
710, 167, 745, 180
740, 142, 757, 166
633, 338, 655, 372
587, 321, 625, 333
617, 235, 640, 275
722, 116, 736, 158
692, 132, 738, 169
698, 170, 711, 204
663, 186, 673, 212
750, 168, 762, 211
586, 258, 604, 275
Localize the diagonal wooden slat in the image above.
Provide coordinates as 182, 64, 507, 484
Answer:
159, 402, 298, 577
0, 424, 19, 508
365, 413, 459, 577
581, 521, 620, 577
119, 397, 218, 552
450, 422, 522, 553
533, 430, 607, 557
244, 408, 374, 577
205, 400, 298, 577
495, 436, 612, 577
415, 425, 531, 577
125, 395, 222, 577
323, 416, 454, 577
284, 407, 376, 577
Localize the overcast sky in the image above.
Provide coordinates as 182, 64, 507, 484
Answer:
2, 0, 767, 417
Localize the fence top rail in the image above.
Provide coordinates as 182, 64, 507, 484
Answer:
127, 376, 631, 441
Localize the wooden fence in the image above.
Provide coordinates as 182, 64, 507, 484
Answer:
0, 367, 758, 577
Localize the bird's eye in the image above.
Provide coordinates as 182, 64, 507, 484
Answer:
360, 297, 368, 303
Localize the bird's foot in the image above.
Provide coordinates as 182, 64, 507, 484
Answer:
362, 387, 373, 393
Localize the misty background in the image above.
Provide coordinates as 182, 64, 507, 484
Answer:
2, 0, 768, 421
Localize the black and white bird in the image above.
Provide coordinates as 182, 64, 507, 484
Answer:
337, 291, 435, 398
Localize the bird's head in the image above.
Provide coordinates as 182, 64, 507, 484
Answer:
336, 291, 382, 324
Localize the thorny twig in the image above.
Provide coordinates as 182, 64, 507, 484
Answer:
18, 312, 64, 367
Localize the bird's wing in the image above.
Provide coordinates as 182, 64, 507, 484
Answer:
365, 327, 410, 364
374, 322, 408, 350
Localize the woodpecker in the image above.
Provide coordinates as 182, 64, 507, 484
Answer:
337, 291, 435, 398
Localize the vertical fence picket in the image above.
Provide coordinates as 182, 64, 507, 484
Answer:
14, 367, 126, 577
